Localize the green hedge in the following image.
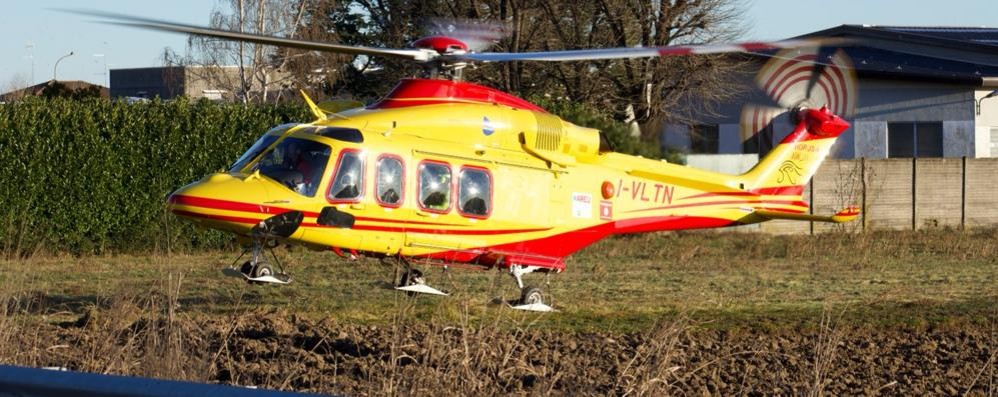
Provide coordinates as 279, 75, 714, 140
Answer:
0, 97, 309, 256
0, 96, 656, 257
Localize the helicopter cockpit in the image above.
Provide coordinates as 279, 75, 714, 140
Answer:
229, 124, 333, 197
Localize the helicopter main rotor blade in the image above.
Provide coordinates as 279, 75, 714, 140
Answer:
456, 38, 847, 63
62, 9, 431, 61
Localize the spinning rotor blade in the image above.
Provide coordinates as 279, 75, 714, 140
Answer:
740, 104, 784, 143
457, 38, 845, 62
755, 47, 857, 117
425, 18, 507, 53
64, 9, 430, 61
740, 47, 857, 143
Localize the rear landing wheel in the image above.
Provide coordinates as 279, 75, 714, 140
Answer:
519, 286, 544, 306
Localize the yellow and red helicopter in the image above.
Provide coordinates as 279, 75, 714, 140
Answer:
91, 12, 859, 311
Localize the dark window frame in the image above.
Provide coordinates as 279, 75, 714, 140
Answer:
325, 148, 366, 204
374, 154, 405, 208
456, 165, 493, 219
416, 159, 453, 214
888, 121, 944, 158
689, 124, 720, 154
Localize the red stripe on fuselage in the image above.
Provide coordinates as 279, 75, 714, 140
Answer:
680, 185, 805, 200
171, 210, 260, 225
304, 222, 550, 236
418, 216, 738, 269
170, 194, 467, 227
625, 199, 807, 213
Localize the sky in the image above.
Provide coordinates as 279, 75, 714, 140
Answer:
1, 0, 996, 89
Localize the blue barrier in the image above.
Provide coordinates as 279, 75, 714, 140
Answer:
0, 365, 332, 397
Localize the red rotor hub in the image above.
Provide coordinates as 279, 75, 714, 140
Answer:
412, 36, 469, 54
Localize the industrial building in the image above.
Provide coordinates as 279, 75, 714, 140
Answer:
663, 25, 998, 159
109, 66, 240, 101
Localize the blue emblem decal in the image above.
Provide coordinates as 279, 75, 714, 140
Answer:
482, 116, 495, 136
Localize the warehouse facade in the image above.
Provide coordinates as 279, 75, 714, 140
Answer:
663, 25, 998, 159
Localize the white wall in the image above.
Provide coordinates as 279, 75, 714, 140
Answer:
854, 121, 888, 158
943, 120, 976, 157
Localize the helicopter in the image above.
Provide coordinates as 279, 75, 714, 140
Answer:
85, 11, 860, 312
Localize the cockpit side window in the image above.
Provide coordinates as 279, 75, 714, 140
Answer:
327, 149, 365, 202
375, 155, 404, 207
458, 167, 492, 218
418, 161, 452, 213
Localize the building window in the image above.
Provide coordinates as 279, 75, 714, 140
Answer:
888, 122, 943, 158
458, 167, 492, 218
327, 150, 364, 202
743, 124, 774, 155
202, 89, 226, 101
375, 155, 404, 207
689, 124, 719, 154
990, 127, 998, 157
418, 161, 452, 213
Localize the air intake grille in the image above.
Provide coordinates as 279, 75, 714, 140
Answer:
535, 114, 562, 151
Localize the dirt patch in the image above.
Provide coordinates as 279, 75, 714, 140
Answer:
5, 309, 995, 395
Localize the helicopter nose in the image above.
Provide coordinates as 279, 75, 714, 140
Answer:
166, 173, 270, 234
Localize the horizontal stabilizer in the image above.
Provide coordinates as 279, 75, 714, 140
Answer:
755, 206, 860, 223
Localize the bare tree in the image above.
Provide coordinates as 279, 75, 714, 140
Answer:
166, 0, 312, 103
1, 73, 33, 101
355, 0, 749, 140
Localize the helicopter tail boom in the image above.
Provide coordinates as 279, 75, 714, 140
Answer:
739, 106, 848, 196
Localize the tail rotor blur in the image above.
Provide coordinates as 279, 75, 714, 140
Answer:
740, 47, 857, 147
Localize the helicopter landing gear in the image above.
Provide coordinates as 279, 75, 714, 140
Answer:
507, 265, 555, 312
393, 257, 448, 296
221, 238, 291, 285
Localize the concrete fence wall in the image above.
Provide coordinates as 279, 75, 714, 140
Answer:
759, 158, 998, 234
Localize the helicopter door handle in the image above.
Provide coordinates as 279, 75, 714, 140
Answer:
350, 203, 366, 210
416, 211, 432, 217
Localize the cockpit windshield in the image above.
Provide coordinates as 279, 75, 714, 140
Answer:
229, 125, 332, 197
228, 123, 297, 172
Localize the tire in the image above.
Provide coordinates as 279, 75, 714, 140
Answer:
519, 286, 544, 306
251, 262, 274, 283
398, 268, 424, 287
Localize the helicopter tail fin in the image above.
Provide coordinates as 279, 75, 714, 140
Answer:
739, 106, 848, 195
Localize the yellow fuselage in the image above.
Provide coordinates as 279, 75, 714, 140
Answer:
168, 79, 845, 271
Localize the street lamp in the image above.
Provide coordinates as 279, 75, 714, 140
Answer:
976, 90, 998, 116
53, 51, 74, 82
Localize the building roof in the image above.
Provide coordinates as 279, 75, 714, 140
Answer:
0, 80, 110, 101
791, 25, 998, 86
872, 26, 998, 47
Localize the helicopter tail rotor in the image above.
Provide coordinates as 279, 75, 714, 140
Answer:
740, 47, 858, 147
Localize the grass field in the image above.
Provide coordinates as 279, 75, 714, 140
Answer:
1, 229, 996, 394
2, 229, 995, 332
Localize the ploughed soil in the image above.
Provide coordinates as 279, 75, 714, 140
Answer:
11, 308, 996, 396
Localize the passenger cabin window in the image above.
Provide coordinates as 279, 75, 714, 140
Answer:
327, 150, 364, 202
376, 155, 404, 207
418, 161, 452, 212
458, 167, 492, 218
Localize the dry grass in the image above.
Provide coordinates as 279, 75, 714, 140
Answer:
0, 229, 995, 394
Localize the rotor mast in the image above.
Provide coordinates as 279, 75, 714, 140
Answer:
412, 36, 470, 81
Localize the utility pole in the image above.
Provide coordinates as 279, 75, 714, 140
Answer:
93, 54, 108, 87
25, 42, 35, 85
